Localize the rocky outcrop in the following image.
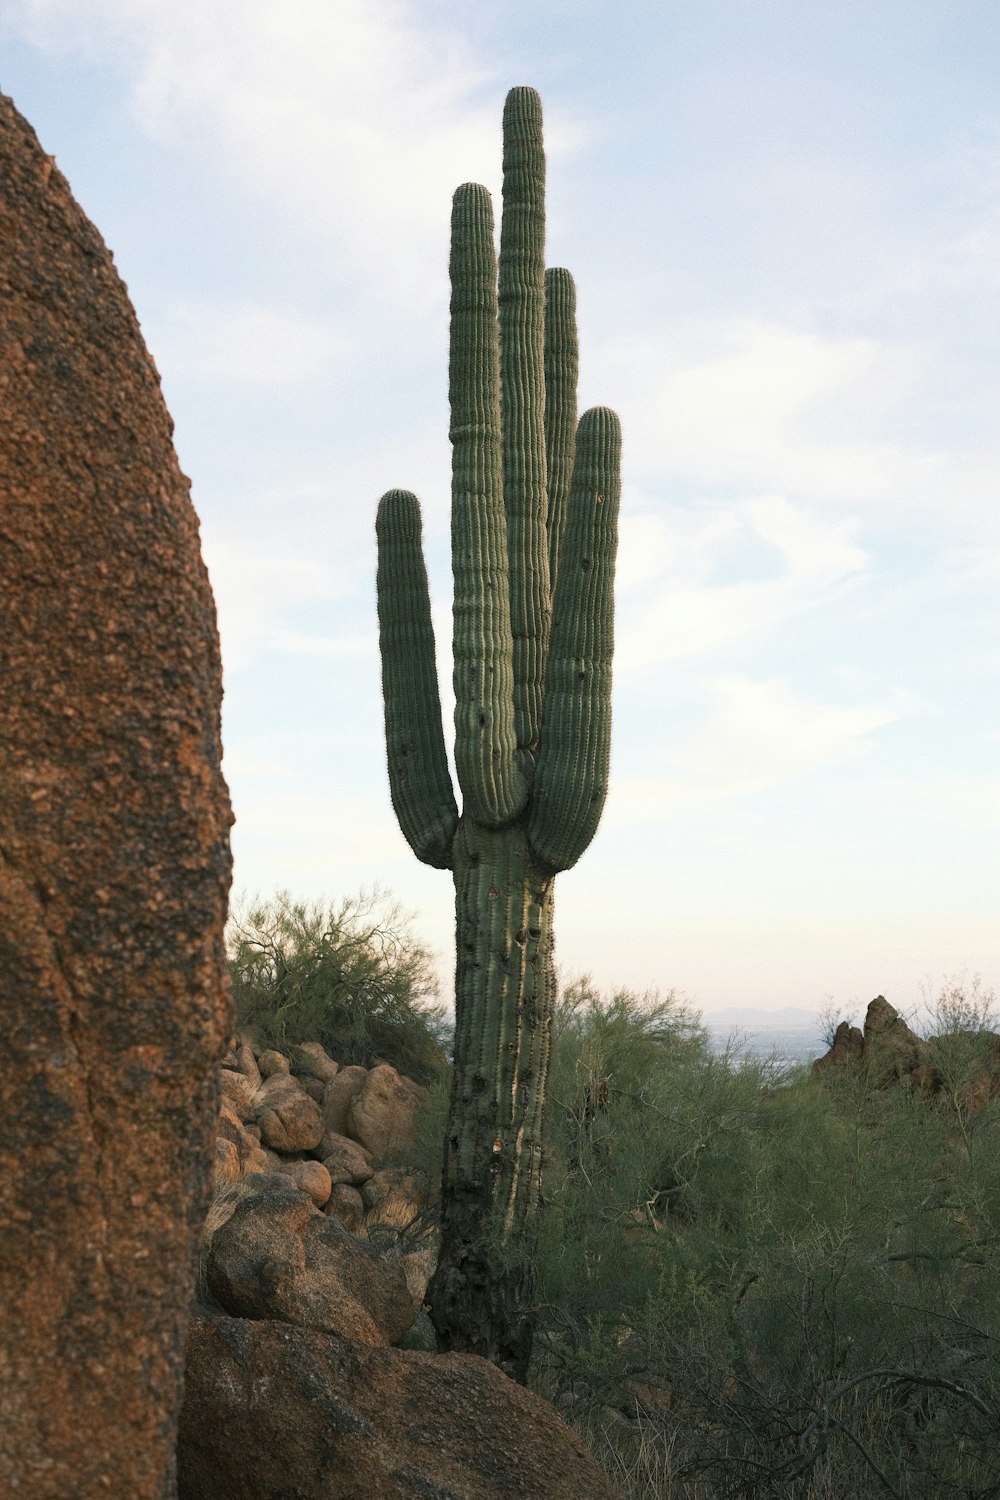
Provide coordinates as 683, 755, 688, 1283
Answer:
178, 1314, 621, 1500
862, 994, 929, 1082
199, 1042, 619, 1493
813, 997, 929, 1086
812, 1019, 865, 1072
0, 92, 231, 1497
321, 1063, 370, 1144
812, 996, 1000, 1111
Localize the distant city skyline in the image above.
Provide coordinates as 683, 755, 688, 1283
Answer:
4, 0, 998, 1018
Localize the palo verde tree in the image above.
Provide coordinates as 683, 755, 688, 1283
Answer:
375, 86, 620, 1381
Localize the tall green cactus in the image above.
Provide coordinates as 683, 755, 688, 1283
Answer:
376, 86, 620, 1380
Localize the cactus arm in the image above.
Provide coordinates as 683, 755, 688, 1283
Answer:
543, 267, 579, 595
528, 406, 622, 872
499, 86, 549, 770
449, 183, 526, 827
375, 489, 459, 869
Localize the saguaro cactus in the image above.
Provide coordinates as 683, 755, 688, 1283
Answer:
376, 86, 620, 1380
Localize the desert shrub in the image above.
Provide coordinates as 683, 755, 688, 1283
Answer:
525, 979, 1000, 1499
227, 889, 450, 1085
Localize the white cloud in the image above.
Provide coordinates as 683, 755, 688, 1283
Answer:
607, 675, 899, 828
616, 495, 867, 677
607, 318, 944, 508
5, 0, 509, 307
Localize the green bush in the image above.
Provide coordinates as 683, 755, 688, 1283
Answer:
524, 978, 1000, 1499
227, 889, 450, 1085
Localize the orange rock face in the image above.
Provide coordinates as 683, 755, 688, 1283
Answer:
0, 93, 232, 1496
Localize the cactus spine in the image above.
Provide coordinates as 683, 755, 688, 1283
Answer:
376, 86, 620, 1379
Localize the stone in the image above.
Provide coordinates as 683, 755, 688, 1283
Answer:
292, 1039, 340, 1084
254, 1072, 324, 1153
0, 93, 231, 1497
219, 1065, 259, 1120
206, 1175, 414, 1347
217, 1103, 271, 1177
178, 1314, 621, 1500
322, 1131, 375, 1187
361, 1167, 424, 1232
276, 1157, 333, 1208
257, 1048, 290, 1078
347, 1062, 427, 1162
300, 1073, 326, 1103
321, 1064, 369, 1143
234, 1041, 261, 1086
326, 1183, 366, 1234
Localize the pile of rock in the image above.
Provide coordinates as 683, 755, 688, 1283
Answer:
178, 1036, 622, 1499
208, 1036, 435, 1339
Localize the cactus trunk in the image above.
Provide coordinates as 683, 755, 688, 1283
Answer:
375, 86, 620, 1379
431, 820, 554, 1377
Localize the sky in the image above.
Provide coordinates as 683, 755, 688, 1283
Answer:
2, 0, 999, 1024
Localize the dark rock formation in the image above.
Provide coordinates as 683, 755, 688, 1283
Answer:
178, 1314, 622, 1500
812, 997, 927, 1087
862, 994, 928, 1081
812, 1019, 865, 1074
812, 996, 1000, 1112
0, 92, 231, 1496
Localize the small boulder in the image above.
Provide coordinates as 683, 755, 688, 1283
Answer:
234, 1042, 262, 1086
257, 1049, 291, 1079
299, 1074, 326, 1104
326, 1184, 365, 1234
276, 1158, 333, 1208
217, 1102, 271, 1177
254, 1073, 323, 1153
219, 1066, 259, 1120
347, 1063, 427, 1162
321, 1065, 369, 1144
292, 1040, 340, 1084
322, 1132, 375, 1187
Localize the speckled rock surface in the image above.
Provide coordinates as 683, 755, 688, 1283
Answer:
206, 1175, 414, 1347
178, 1315, 622, 1500
0, 93, 232, 1497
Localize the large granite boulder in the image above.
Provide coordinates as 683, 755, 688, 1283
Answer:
178, 1315, 621, 1500
0, 93, 231, 1496
254, 1070, 324, 1152
347, 1061, 427, 1162
205, 1174, 414, 1346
